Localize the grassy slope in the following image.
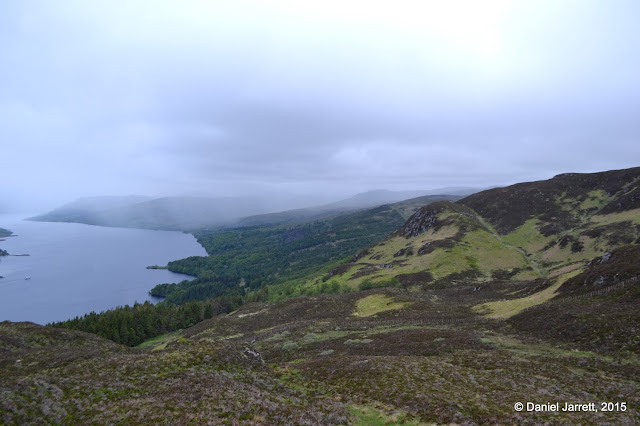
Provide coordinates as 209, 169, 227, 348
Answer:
474, 268, 582, 319
353, 294, 410, 317
298, 201, 537, 294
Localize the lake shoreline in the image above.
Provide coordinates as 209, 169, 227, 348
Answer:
0, 214, 208, 324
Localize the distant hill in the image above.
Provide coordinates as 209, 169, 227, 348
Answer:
28, 196, 283, 231
237, 193, 464, 227
322, 189, 475, 210
28, 189, 471, 231
312, 167, 640, 292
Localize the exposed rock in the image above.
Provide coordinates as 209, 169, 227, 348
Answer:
242, 347, 265, 364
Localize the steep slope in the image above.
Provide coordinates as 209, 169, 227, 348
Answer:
508, 244, 640, 353
459, 167, 640, 234
306, 201, 536, 292
7, 168, 639, 424
317, 167, 640, 291
459, 167, 640, 277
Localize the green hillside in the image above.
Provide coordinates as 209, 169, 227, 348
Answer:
313, 168, 640, 294
152, 196, 459, 304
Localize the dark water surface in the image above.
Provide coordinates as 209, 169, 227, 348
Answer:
0, 214, 207, 324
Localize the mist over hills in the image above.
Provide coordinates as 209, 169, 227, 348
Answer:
27, 188, 479, 231
236, 191, 469, 227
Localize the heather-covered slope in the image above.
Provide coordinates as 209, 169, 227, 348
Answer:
508, 245, 640, 353
3, 266, 639, 424
459, 167, 640, 234
0, 321, 349, 424
313, 168, 640, 293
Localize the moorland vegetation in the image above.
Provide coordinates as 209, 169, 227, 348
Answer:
3, 167, 640, 423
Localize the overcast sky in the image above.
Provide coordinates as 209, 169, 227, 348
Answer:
2, 0, 640, 211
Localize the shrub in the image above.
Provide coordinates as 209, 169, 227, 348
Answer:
282, 341, 298, 351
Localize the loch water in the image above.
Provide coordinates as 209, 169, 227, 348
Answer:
0, 214, 207, 324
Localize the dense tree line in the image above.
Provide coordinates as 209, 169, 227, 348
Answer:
48, 297, 239, 347
149, 274, 245, 305
150, 205, 407, 304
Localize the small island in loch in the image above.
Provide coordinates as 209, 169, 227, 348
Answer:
146, 265, 168, 270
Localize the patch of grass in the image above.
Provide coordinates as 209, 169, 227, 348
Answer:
592, 208, 640, 226
502, 219, 553, 253
354, 294, 410, 317
344, 338, 373, 345
135, 330, 182, 351
543, 235, 602, 266
264, 330, 290, 342
281, 341, 298, 351
579, 190, 611, 210
425, 229, 528, 279
475, 269, 581, 319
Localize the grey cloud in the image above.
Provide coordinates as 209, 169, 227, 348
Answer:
1, 1, 640, 212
